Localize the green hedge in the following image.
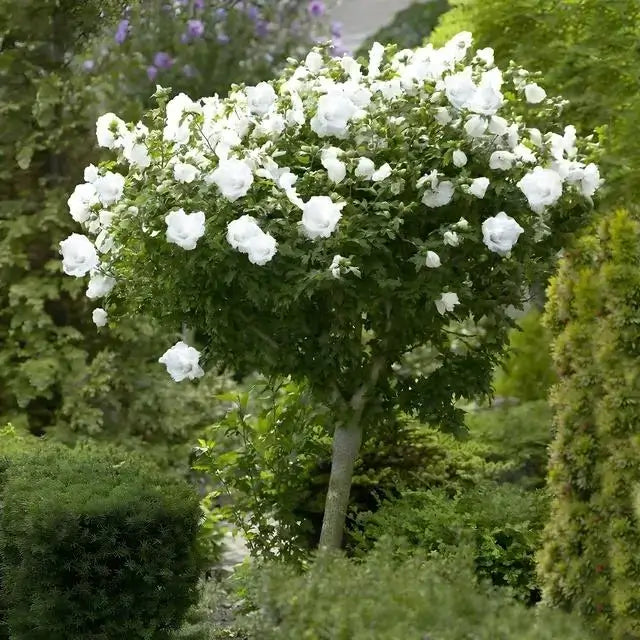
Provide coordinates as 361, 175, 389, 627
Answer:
540, 209, 640, 638
352, 482, 548, 603
243, 552, 595, 639
0, 429, 36, 640
0, 437, 203, 640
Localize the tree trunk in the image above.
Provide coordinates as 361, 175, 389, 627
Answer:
318, 356, 385, 550
318, 421, 363, 550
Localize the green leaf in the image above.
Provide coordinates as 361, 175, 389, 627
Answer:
15, 144, 33, 170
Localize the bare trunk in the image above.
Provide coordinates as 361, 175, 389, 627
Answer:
318, 422, 363, 549
319, 357, 385, 550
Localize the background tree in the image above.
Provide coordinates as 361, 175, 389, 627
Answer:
540, 209, 640, 638
431, 0, 640, 208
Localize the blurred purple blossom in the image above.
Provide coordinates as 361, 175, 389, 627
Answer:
255, 20, 270, 38
194, 0, 205, 8
187, 19, 205, 38
308, 0, 325, 17
147, 65, 158, 81
246, 5, 259, 20
217, 32, 230, 44
331, 21, 342, 37
215, 7, 227, 19
153, 51, 174, 69
330, 40, 350, 57
115, 19, 129, 44
82, 59, 95, 72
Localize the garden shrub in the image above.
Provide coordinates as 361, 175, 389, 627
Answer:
242, 552, 595, 639
0, 426, 41, 640
430, 0, 640, 206
0, 443, 203, 640
356, 0, 450, 54
352, 482, 548, 603
540, 209, 640, 639
467, 400, 553, 489
493, 309, 557, 402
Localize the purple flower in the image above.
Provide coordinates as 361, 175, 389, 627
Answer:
217, 32, 230, 44
114, 19, 129, 44
255, 19, 269, 38
246, 5, 259, 20
215, 7, 227, 19
187, 19, 205, 38
82, 59, 95, 72
153, 51, 173, 69
331, 21, 343, 37
308, 0, 325, 17
147, 65, 158, 81
194, 0, 205, 7
330, 40, 350, 58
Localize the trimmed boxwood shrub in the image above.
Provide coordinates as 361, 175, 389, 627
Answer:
0, 427, 37, 640
0, 441, 203, 640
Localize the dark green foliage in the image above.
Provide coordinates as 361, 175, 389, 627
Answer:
352, 483, 547, 603
431, 0, 640, 206
297, 414, 492, 552
195, 381, 491, 559
0, 0, 232, 464
0, 442, 203, 640
467, 401, 553, 489
494, 310, 557, 402
357, 0, 449, 54
540, 209, 640, 638
240, 552, 595, 639
0, 429, 28, 640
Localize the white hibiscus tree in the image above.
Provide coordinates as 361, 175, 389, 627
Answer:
60, 33, 601, 549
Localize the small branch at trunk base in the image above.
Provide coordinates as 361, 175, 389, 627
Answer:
318, 422, 363, 550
